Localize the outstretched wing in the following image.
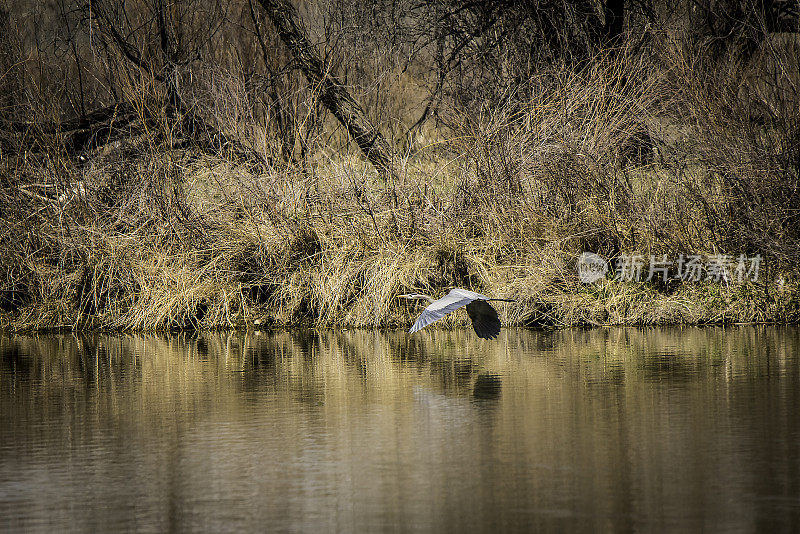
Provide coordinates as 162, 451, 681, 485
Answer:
409, 289, 486, 334
466, 300, 501, 339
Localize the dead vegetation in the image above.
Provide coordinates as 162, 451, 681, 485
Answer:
1, 1, 799, 331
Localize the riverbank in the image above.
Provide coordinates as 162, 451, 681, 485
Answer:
1, 150, 798, 332
2, 53, 798, 333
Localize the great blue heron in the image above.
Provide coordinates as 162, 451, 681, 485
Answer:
398, 288, 513, 339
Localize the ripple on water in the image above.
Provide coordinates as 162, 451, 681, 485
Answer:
0, 327, 798, 532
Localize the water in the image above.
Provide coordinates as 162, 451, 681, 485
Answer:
1, 327, 799, 532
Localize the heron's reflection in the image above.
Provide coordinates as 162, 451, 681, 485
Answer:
472, 373, 502, 401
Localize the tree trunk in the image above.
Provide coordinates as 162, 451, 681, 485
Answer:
256, 0, 398, 179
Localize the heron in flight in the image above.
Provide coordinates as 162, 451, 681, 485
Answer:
398, 288, 513, 339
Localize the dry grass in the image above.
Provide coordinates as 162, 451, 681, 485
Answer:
1, 50, 799, 332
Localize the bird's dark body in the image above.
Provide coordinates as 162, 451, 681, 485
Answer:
465, 300, 501, 339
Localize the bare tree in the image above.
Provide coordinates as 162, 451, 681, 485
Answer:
256, 0, 398, 179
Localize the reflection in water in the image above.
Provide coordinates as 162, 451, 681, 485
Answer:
472, 373, 502, 401
0, 327, 799, 532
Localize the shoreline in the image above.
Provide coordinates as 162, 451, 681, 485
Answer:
4, 279, 798, 333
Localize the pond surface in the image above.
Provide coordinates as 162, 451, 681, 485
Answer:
1, 327, 799, 532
